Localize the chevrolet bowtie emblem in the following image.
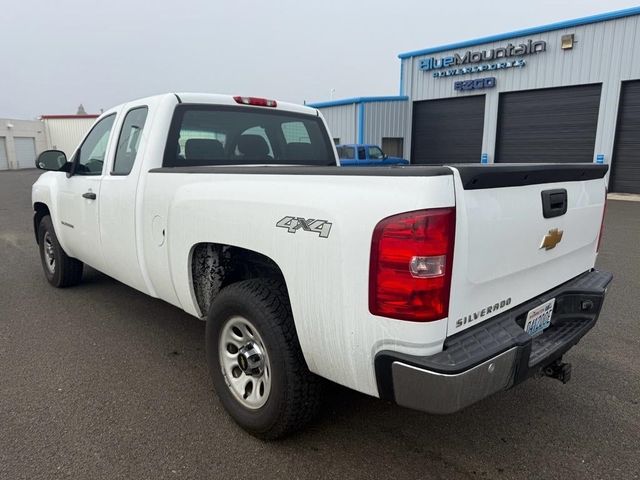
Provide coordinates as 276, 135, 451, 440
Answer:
540, 228, 564, 250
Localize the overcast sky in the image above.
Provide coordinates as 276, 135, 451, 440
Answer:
1, 0, 637, 119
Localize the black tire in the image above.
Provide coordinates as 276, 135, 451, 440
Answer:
206, 278, 322, 440
38, 216, 84, 288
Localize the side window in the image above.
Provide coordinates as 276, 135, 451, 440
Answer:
75, 114, 116, 175
343, 146, 355, 159
113, 107, 148, 175
368, 146, 384, 160
357, 147, 366, 160
281, 121, 311, 144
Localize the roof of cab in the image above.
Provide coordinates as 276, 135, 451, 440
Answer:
96, 93, 319, 121
174, 93, 317, 116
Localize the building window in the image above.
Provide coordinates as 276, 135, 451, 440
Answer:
382, 137, 404, 158
332, 138, 340, 145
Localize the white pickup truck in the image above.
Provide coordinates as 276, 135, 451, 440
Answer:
32, 93, 612, 439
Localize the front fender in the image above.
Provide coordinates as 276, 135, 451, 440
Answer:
32, 174, 54, 241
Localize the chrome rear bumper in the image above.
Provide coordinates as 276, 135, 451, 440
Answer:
391, 348, 518, 414
375, 269, 613, 414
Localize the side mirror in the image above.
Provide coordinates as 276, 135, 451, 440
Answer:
36, 150, 69, 171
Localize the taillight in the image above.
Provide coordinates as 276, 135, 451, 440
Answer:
233, 96, 277, 107
369, 208, 456, 322
596, 191, 607, 253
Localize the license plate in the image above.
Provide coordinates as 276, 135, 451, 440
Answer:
524, 298, 555, 337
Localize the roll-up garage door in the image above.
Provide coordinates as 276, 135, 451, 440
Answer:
610, 81, 640, 194
13, 137, 36, 168
411, 95, 485, 164
14, 137, 37, 169
495, 84, 601, 163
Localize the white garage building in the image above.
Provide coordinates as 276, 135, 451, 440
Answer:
0, 114, 97, 170
0, 119, 48, 170
309, 6, 640, 193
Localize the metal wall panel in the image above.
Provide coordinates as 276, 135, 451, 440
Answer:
0, 138, 8, 170
316, 104, 357, 144
411, 95, 485, 164
362, 101, 408, 147
0, 137, 9, 170
401, 15, 640, 166
610, 80, 640, 193
495, 84, 602, 163
43, 118, 97, 158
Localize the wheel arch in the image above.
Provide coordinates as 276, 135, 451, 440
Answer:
189, 242, 291, 318
33, 202, 51, 244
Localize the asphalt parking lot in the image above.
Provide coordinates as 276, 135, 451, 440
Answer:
1, 169, 638, 480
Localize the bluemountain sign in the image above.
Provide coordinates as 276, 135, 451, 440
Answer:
420, 40, 547, 77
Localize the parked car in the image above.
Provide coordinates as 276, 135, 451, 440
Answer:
32, 93, 611, 440
336, 143, 409, 166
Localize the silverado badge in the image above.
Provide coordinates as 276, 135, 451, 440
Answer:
540, 228, 563, 250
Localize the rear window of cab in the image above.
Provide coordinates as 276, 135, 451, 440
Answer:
163, 105, 336, 167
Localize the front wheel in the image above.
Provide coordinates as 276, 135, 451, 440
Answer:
206, 278, 322, 440
38, 216, 84, 288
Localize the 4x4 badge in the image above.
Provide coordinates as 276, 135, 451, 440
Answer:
276, 216, 332, 239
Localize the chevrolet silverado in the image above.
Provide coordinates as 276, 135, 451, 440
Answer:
32, 93, 612, 439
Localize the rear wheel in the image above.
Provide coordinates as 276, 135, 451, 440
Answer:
38, 216, 83, 288
218, 314, 272, 410
206, 278, 322, 440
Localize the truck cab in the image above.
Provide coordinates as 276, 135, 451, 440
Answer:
336, 144, 409, 166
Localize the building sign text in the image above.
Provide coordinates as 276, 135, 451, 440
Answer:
454, 77, 496, 91
420, 40, 546, 78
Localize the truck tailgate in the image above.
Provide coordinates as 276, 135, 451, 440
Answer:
446, 164, 608, 335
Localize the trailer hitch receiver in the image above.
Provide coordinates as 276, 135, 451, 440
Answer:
543, 360, 572, 384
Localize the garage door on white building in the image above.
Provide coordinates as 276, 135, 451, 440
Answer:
14, 137, 37, 169
0, 137, 8, 170
495, 84, 602, 163
610, 80, 640, 194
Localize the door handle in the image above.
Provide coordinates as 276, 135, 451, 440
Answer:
82, 192, 97, 200
541, 188, 567, 218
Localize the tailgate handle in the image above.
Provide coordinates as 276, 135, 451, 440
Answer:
541, 189, 567, 218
